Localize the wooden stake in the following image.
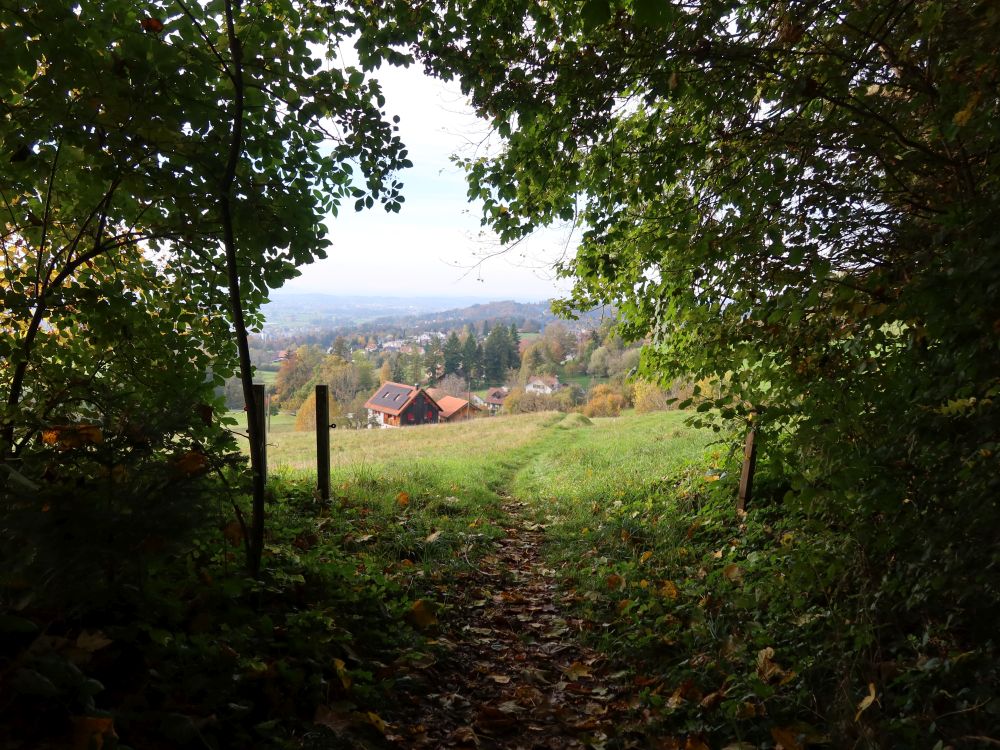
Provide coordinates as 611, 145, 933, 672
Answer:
253, 383, 267, 485
315, 384, 330, 501
737, 418, 757, 512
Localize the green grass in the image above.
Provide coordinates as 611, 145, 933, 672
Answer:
253, 369, 278, 386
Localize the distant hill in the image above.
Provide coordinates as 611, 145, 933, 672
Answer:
262, 293, 612, 335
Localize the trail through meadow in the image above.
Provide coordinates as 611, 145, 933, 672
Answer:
383, 497, 650, 749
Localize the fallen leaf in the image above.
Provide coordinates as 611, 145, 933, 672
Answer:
563, 661, 592, 680
366, 711, 388, 734
489, 674, 511, 684
497, 700, 525, 714
424, 529, 442, 543
605, 573, 625, 590
396, 491, 410, 507
332, 658, 351, 690
771, 726, 804, 750
405, 599, 438, 631
757, 647, 785, 681
449, 725, 480, 745
854, 681, 878, 721
76, 631, 112, 653
640, 550, 653, 564
72, 716, 116, 750
685, 737, 711, 750
722, 563, 743, 582
659, 580, 679, 599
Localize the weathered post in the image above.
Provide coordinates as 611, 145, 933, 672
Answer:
253, 383, 267, 484
315, 384, 330, 501
737, 414, 758, 512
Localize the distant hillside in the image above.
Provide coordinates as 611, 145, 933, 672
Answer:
262, 293, 613, 336
261, 293, 499, 331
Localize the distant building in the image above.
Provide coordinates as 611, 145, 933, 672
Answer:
364, 382, 441, 428
426, 388, 479, 423
484, 387, 509, 414
525, 376, 562, 395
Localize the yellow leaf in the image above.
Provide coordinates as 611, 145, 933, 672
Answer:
658, 580, 679, 599
563, 661, 591, 680
366, 711, 388, 734
332, 658, 351, 690
639, 579, 650, 589
640, 550, 653, 564
405, 599, 438, 631
76, 631, 112, 653
953, 91, 981, 127
854, 681, 878, 721
424, 529, 442, 543
396, 491, 410, 507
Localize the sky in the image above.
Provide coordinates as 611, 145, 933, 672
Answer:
280, 62, 577, 303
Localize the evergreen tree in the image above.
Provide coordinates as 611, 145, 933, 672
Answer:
508, 323, 521, 367
443, 331, 463, 375
483, 326, 511, 384
461, 331, 480, 381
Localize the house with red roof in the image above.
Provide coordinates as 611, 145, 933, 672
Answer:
364, 382, 441, 428
426, 388, 480, 423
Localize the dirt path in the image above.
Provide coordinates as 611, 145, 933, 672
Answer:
386, 500, 649, 749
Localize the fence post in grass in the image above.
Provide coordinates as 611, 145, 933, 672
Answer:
315, 384, 330, 501
737, 413, 758, 512
253, 383, 267, 484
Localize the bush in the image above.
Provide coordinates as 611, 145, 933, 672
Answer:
633, 380, 668, 413
583, 391, 626, 417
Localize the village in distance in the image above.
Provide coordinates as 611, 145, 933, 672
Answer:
222, 292, 686, 432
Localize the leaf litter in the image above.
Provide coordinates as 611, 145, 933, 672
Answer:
382, 500, 655, 749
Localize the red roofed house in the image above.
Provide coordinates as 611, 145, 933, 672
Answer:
484, 387, 509, 414
426, 388, 479, 423
364, 382, 441, 428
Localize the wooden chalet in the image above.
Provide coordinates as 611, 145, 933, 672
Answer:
426, 388, 479, 423
364, 382, 441, 428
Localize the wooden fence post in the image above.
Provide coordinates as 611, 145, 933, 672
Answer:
315, 384, 330, 501
253, 383, 267, 484
737, 415, 758, 512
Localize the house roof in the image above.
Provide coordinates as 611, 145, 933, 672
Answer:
435, 395, 471, 419
485, 387, 508, 405
527, 375, 560, 388
364, 382, 440, 416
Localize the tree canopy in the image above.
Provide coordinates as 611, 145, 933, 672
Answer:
362, 0, 1000, 740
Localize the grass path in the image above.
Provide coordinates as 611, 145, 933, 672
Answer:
367, 412, 711, 748
384, 497, 645, 749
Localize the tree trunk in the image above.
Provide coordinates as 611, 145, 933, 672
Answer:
220, 0, 266, 578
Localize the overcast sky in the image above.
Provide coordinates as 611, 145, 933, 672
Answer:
280, 63, 577, 303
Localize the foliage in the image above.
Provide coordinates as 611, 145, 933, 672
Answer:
632, 380, 669, 414
581, 384, 626, 418
359, 0, 1000, 740
294, 389, 339, 432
